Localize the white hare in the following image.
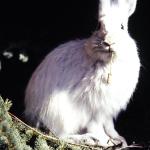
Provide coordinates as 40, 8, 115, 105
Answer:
24, 0, 140, 147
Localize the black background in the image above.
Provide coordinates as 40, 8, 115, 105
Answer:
0, 0, 150, 145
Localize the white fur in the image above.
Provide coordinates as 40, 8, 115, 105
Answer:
24, 0, 140, 147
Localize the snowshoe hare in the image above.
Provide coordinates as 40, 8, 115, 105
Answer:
24, 0, 140, 147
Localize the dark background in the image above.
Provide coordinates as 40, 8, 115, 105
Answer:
0, 0, 149, 146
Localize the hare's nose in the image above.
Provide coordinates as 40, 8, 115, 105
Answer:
99, 28, 108, 40
99, 21, 108, 38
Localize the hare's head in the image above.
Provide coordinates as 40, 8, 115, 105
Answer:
99, 0, 137, 29
98, 0, 137, 42
85, 0, 138, 64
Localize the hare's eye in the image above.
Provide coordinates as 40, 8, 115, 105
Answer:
121, 24, 124, 30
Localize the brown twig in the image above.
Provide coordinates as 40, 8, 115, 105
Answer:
118, 144, 143, 150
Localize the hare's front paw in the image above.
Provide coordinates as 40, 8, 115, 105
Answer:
60, 133, 121, 148
111, 136, 127, 147
60, 134, 99, 146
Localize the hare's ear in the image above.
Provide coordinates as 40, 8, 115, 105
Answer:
127, 0, 138, 16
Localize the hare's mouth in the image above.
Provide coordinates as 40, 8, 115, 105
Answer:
95, 49, 113, 53
92, 46, 114, 64
93, 46, 114, 54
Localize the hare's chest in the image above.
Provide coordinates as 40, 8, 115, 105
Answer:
104, 61, 139, 111
87, 62, 138, 115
